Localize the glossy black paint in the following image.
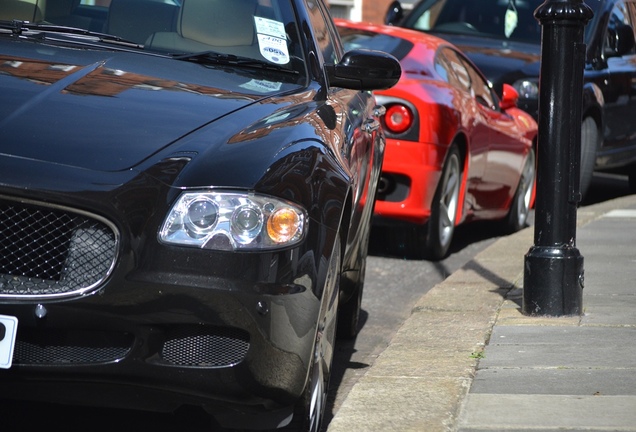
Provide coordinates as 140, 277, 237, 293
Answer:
0, 0, 399, 429
325, 48, 403, 90
388, 0, 636, 187
522, 0, 590, 317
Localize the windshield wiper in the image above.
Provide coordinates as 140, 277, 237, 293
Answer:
0, 20, 142, 48
0, 19, 28, 35
173, 51, 298, 74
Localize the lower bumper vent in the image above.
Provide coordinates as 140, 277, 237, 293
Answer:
14, 329, 133, 366
160, 326, 250, 368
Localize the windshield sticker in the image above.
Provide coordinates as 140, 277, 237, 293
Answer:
257, 34, 290, 65
504, 2, 518, 38
240, 79, 283, 93
254, 17, 287, 39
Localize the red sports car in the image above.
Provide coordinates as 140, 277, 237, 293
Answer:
335, 19, 538, 260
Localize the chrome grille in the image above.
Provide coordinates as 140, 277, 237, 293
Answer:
160, 326, 250, 367
0, 198, 118, 299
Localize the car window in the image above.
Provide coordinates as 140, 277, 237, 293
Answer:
303, 0, 341, 65
463, 56, 496, 109
405, 0, 543, 44
1, 0, 305, 73
608, 1, 632, 26
402, 0, 606, 45
338, 27, 414, 61
437, 47, 496, 109
604, 0, 636, 55
435, 47, 470, 91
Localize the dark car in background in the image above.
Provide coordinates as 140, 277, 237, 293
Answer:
0, 0, 400, 430
386, 0, 636, 199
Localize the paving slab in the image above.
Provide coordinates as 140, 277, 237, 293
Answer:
469, 368, 636, 395
458, 394, 636, 431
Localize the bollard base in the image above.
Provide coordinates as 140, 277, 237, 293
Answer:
523, 246, 584, 316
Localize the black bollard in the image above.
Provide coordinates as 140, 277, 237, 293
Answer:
523, 0, 593, 316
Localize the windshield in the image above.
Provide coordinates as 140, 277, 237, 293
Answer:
338, 27, 413, 61
0, 0, 303, 71
403, 0, 600, 44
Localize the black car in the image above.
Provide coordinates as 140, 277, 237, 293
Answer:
386, 0, 636, 198
0, 0, 400, 430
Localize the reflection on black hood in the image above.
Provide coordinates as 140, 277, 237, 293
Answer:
0, 47, 299, 172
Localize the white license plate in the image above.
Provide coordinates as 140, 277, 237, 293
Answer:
0, 314, 18, 369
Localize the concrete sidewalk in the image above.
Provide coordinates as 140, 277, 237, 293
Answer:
328, 194, 636, 432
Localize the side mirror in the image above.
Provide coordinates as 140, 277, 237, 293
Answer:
606, 23, 636, 57
326, 49, 401, 91
500, 83, 519, 110
385, 1, 404, 25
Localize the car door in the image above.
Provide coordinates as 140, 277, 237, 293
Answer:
598, 0, 636, 166
303, 0, 380, 274
456, 51, 527, 214
436, 47, 489, 200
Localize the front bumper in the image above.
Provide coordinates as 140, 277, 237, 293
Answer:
0, 185, 332, 430
0, 250, 323, 428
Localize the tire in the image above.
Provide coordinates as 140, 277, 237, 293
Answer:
425, 145, 462, 260
285, 237, 341, 432
338, 194, 373, 339
383, 223, 425, 259
628, 165, 636, 194
336, 261, 363, 340
301, 351, 327, 432
505, 147, 535, 233
580, 116, 599, 200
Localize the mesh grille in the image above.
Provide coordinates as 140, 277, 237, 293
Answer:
0, 198, 117, 298
160, 326, 250, 367
14, 329, 133, 365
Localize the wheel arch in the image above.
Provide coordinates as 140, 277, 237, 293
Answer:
582, 82, 604, 132
580, 82, 604, 198
448, 131, 469, 223
338, 186, 362, 305
340, 188, 353, 266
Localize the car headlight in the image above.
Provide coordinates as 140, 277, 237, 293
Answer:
512, 78, 539, 100
159, 191, 306, 251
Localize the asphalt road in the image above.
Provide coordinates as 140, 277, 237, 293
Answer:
0, 173, 630, 431
323, 218, 506, 424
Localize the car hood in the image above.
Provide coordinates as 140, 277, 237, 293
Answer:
431, 33, 541, 85
0, 42, 297, 172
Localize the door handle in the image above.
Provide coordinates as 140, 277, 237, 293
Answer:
363, 118, 381, 133
373, 105, 386, 117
